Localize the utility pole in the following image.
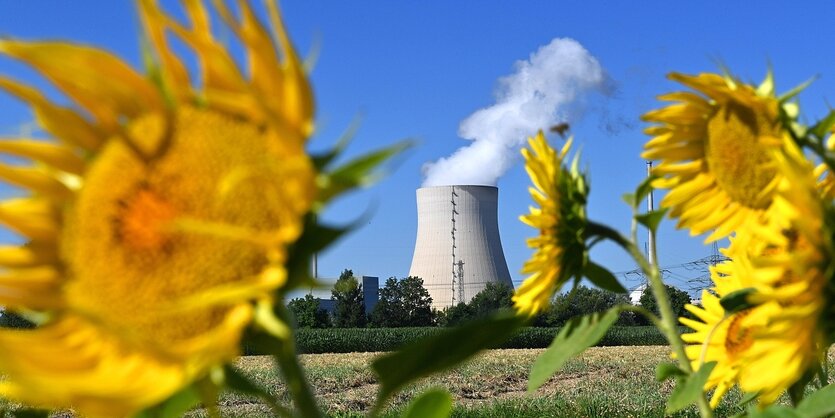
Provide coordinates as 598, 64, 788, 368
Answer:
311, 214, 318, 280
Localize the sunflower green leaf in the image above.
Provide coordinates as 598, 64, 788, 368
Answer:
528, 307, 621, 392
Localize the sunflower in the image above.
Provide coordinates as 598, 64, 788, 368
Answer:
0, 1, 314, 416
681, 138, 829, 406
680, 284, 761, 408
642, 72, 788, 242
513, 131, 587, 316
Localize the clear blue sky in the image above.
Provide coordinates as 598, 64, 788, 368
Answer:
1, 1, 834, 295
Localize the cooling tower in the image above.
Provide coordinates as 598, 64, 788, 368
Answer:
408, 185, 513, 309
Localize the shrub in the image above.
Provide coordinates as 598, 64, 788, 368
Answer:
241, 326, 682, 354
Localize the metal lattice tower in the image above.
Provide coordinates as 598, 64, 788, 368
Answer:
450, 187, 458, 304
456, 259, 465, 302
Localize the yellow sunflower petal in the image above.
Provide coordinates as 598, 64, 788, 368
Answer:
265, 0, 315, 137
0, 138, 85, 174
0, 244, 57, 268
0, 1, 317, 415
0, 40, 164, 130
685, 135, 829, 406
165, 3, 248, 94
0, 317, 188, 417
644, 69, 787, 241
0, 266, 62, 309
137, 0, 192, 102
0, 198, 58, 241
513, 131, 586, 316
0, 76, 103, 150
0, 164, 73, 200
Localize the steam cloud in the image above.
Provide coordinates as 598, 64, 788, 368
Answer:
422, 38, 612, 187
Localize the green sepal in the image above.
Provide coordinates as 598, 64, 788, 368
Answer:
311, 114, 362, 170
370, 311, 525, 414
584, 261, 627, 293
283, 214, 351, 293
402, 388, 453, 418
757, 67, 775, 97
570, 149, 581, 172
628, 173, 657, 210
621, 192, 636, 208
317, 140, 412, 203
790, 121, 809, 139
783, 102, 800, 120
778, 76, 817, 103
810, 109, 835, 139
655, 363, 686, 382
796, 381, 835, 418
528, 307, 621, 392
717, 64, 737, 89
132, 385, 201, 418
719, 288, 758, 314
665, 362, 716, 414
636, 208, 669, 234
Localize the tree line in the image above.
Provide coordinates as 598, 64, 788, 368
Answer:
287, 269, 435, 328
286, 269, 695, 329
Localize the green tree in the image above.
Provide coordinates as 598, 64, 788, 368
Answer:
399, 276, 434, 326
543, 286, 632, 326
369, 276, 434, 327
439, 282, 514, 327
638, 284, 691, 325
468, 282, 513, 318
437, 302, 474, 327
332, 269, 366, 328
288, 294, 331, 329
369, 277, 403, 327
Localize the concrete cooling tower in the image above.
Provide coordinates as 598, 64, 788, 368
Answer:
408, 185, 513, 309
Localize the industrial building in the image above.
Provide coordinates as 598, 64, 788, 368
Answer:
305, 275, 379, 315
409, 185, 513, 309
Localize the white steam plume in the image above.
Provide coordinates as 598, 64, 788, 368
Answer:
422, 38, 612, 187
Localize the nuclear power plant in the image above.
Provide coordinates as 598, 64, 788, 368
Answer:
408, 185, 513, 309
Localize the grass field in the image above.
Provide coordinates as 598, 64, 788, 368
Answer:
200, 347, 756, 418
5, 346, 831, 417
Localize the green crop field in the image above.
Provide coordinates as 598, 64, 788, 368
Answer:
190, 346, 814, 418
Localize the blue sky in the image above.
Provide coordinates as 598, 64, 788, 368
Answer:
1, 1, 833, 295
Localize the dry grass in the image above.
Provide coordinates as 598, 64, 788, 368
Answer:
200, 346, 719, 417
8, 346, 833, 417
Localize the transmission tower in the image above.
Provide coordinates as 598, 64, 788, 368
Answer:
456, 259, 465, 303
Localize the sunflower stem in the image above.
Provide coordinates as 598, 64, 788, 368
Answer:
273, 306, 323, 418
587, 221, 714, 417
